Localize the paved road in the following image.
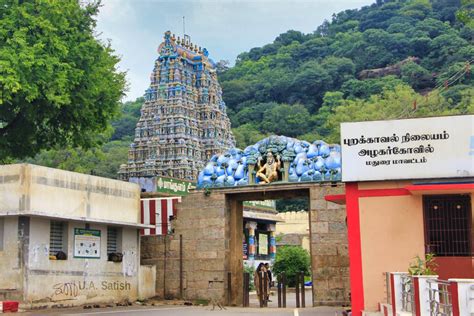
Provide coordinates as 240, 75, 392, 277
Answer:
21, 289, 346, 315
22, 305, 345, 316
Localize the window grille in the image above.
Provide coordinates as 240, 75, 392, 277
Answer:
49, 221, 66, 256
107, 227, 118, 254
423, 195, 472, 256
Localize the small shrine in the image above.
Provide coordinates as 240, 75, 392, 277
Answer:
197, 135, 342, 188
119, 31, 235, 182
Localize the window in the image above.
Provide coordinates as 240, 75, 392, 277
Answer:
49, 221, 67, 259
423, 195, 472, 256
0, 218, 4, 251
107, 227, 122, 262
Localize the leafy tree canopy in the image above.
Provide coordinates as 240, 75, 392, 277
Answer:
0, 0, 125, 160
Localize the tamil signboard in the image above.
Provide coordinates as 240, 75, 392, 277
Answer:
341, 115, 474, 182
74, 228, 101, 259
129, 176, 195, 195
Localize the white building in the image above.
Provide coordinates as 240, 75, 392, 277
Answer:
0, 164, 154, 308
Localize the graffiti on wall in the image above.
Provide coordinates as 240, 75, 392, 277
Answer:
51, 281, 131, 299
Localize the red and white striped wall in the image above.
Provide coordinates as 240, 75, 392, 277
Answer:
140, 197, 181, 236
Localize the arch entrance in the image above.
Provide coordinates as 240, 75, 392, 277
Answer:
141, 182, 350, 307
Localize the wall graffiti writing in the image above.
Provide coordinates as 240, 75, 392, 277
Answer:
52, 281, 131, 298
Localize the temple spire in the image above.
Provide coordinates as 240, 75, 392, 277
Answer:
119, 32, 235, 181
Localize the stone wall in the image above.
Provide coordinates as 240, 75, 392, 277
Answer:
309, 185, 349, 306
141, 235, 172, 299
141, 191, 229, 303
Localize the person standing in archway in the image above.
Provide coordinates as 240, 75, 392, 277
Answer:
264, 263, 272, 302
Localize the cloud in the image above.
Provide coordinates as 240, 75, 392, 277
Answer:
96, 0, 374, 101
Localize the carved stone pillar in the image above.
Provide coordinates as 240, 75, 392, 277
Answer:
245, 221, 258, 261
267, 224, 276, 260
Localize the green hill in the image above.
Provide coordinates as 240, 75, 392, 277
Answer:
221, 0, 473, 146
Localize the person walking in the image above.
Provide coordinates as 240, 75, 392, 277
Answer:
254, 263, 264, 298
264, 263, 272, 302
254, 263, 270, 305
264, 263, 272, 287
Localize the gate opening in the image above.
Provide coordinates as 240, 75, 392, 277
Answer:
241, 197, 311, 307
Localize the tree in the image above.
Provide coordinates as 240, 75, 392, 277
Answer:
261, 103, 310, 137
25, 139, 129, 179
232, 124, 268, 149
0, 0, 126, 160
215, 60, 230, 75
276, 198, 308, 212
291, 62, 331, 110
456, 0, 474, 27
110, 97, 143, 140
323, 85, 474, 143
273, 246, 310, 287
400, 61, 433, 89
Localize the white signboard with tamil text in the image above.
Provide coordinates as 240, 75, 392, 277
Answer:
341, 115, 474, 182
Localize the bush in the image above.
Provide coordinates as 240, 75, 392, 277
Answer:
273, 246, 311, 287
244, 264, 255, 291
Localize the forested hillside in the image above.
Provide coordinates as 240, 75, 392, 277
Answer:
221, 0, 473, 147
25, 0, 473, 178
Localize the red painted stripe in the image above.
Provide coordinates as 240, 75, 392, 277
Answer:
450, 281, 460, 316
357, 188, 410, 197
149, 199, 156, 235
140, 200, 144, 236
413, 277, 421, 316
161, 199, 168, 235
390, 274, 396, 316
346, 182, 364, 316
405, 183, 474, 192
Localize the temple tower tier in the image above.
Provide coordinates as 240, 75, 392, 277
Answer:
119, 31, 235, 181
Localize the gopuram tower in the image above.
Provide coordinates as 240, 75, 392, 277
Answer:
119, 31, 235, 181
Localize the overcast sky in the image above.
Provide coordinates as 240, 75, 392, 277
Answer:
96, 0, 374, 101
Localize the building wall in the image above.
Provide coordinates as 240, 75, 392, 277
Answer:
277, 211, 310, 252
141, 191, 228, 301
0, 216, 22, 300
0, 164, 145, 307
359, 194, 424, 311
25, 217, 140, 306
0, 164, 24, 214
354, 180, 474, 312
309, 185, 349, 306
0, 164, 140, 224
277, 211, 308, 235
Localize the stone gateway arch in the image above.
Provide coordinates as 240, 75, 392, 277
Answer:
141, 135, 349, 307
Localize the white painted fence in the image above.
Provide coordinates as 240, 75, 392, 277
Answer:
383, 273, 474, 316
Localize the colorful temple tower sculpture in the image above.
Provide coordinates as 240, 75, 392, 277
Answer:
119, 31, 235, 181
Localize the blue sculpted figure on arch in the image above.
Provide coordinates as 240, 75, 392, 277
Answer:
197, 135, 342, 188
